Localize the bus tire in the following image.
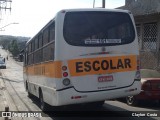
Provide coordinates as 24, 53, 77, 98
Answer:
126, 96, 138, 106
39, 90, 48, 111
28, 91, 32, 98
26, 82, 32, 98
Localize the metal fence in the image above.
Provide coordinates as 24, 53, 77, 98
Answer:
136, 22, 160, 70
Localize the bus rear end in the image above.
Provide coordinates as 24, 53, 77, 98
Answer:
55, 9, 141, 106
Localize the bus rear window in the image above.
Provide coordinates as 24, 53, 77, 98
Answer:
63, 11, 135, 46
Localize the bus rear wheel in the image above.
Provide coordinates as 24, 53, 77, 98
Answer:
126, 96, 138, 106
26, 82, 32, 98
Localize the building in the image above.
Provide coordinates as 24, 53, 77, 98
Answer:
119, 0, 160, 70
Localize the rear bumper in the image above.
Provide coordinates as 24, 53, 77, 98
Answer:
55, 81, 141, 106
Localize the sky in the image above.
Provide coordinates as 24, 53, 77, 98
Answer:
0, 0, 125, 37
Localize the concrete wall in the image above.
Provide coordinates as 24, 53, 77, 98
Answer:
124, 0, 160, 15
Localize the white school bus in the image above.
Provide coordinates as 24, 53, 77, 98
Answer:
23, 8, 141, 111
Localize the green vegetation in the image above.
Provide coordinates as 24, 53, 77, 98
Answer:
0, 35, 30, 57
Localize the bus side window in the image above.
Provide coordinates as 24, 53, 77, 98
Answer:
43, 28, 49, 45
49, 21, 55, 60
39, 49, 43, 63
28, 43, 31, 53
26, 46, 29, 65
35, 37, 39, 49
50, 42, 54, 60
49, 22, 55, 42
38, 34, 43, 48
31, 41, 35, 52
43, 46, 48, 61
24, 52, 27, 66
42, 40, 54, 61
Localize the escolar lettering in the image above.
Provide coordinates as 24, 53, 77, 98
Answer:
76, 58, 131, 73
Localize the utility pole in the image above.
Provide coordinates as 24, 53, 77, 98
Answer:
93, 0, 95, 8
0, 0, 12, 12
102, 0, 105, 8
0, 0, 12, 22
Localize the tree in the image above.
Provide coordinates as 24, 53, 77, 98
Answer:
0, 37, 11, 49
8, 40, 20, 57
0, 35, 30, 57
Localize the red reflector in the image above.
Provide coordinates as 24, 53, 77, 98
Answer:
63, 72, 68, 77
71, 96, 82, 99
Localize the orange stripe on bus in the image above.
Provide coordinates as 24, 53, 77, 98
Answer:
68, 55, 137, 77
25, 61, 62, 78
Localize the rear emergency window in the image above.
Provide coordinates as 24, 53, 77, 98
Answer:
63, 11, 135, 46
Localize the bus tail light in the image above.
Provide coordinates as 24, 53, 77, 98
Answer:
62, 65, 71, 86
135, 55, 141, 80
71, 95, 87, 99
63, 78, 71, 86
62, 66, 67, 71
62, 65, 68, 77
63, 72, 68, 77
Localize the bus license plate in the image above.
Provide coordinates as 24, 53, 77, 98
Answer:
98, 76, 113, 82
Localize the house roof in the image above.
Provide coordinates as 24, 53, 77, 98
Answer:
118, 0, 160, 16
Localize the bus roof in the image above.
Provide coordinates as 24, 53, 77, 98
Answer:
26, 8, 131, 45
57, 8, 131, 14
